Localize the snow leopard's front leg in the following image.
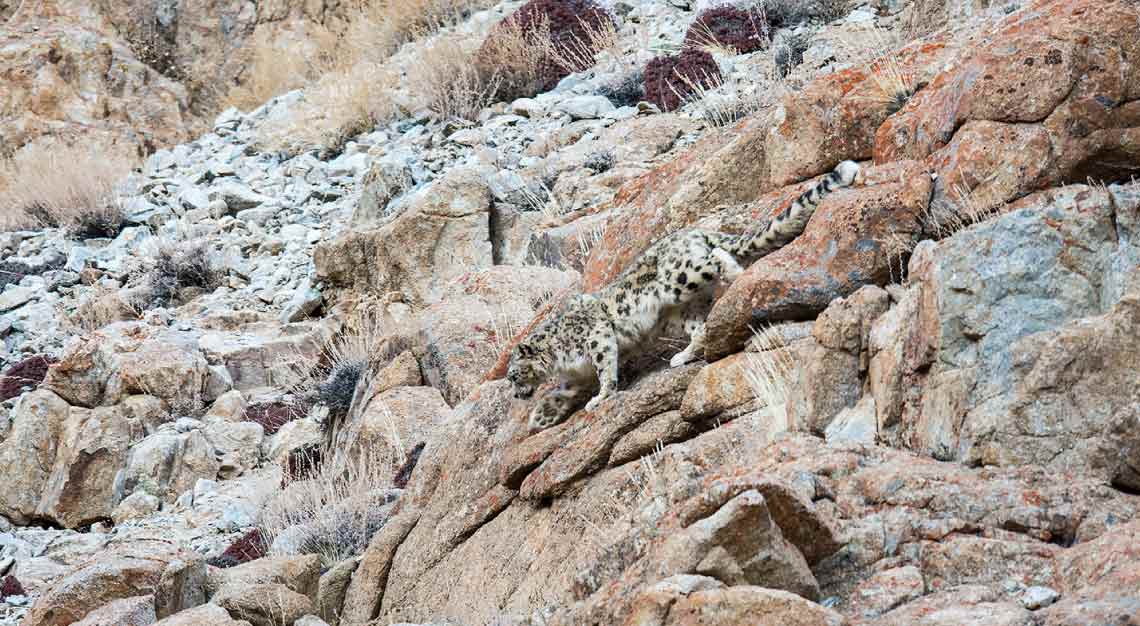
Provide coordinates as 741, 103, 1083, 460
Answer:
584, 323, 619, 413
529, 383, 592, 430
669, 315, 707, 367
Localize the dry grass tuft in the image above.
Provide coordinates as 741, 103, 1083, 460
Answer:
925, 169, 1005, 239
837, 25, 921, 115
742, 325, 796, 422
0, 142, 136, 236
406, 35, 508, 122
222, 26, 341, 112
260, 445, 398, 568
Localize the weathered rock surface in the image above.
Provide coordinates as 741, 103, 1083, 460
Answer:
0, 390, 143, 527
23, 533, 184, 626
873, 183, 1140, 485
315, 167, 496, 306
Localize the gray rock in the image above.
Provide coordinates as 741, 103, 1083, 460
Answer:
0, 286, 34, 312
178, 187, 210, 212
1020, 586, 1060, 609
65, 246, 91, 272
279, 282, 323, 323
213, 181, 274, 212
556, 95, 616, 120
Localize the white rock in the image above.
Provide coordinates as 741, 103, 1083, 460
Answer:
556, 95, 616, 120
1020, 586, 1060, 609
0, 287, 34, 312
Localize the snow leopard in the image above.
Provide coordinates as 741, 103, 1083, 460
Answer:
508, 160, 862, 430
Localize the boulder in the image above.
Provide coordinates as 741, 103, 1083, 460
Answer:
872, 183, 1140, 484
113, 429, 222, 505
24, 534, 184, 626
702, 161, 928, 359
198, 321, 326, 393
0, 390, 146, 528
0, 13, 191, 156
212, 555, 321, 604
864, 585, 1034, 626
417, 266, 578, 405
44, 323, 215, 410
334, 385, 450, 472
315, 167, 495, 306
212, 582, 313, 626
153, 603, 253, 625
316, 558, 357, 625
154, 559, 211, 619
71, 595, 156, 626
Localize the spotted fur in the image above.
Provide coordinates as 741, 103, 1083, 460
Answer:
508, 160, 862, 430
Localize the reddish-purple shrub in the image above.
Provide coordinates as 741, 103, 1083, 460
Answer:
207, 529, 267, 568
242, 401, 304, 436
643, 49, 723, 112
683, 5, 770, 53
0, 575, 25, 599
0, 354, 57, 402
281, 443, 323, 488
393, 442, 427, 489
477, 0, 615, 100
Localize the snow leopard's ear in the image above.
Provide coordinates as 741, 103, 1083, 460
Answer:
516, 343, 534, 357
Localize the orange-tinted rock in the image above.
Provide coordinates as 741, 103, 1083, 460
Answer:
703, 161, 929, 360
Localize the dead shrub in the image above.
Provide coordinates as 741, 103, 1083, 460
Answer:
684, 5, 770, 54
0, 142, 135, 237
474, 0, 617, 103
0, 575, 25, 599
406, 36, 507, 121
244, 401, 309, 436
140, 239, 223, 308
223, 25, 341, 112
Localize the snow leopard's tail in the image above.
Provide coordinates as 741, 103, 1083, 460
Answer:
716, 160, 861, 259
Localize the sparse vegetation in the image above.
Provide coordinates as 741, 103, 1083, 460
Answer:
837, 25, 923, 115
584, 151, 615, 174
478, 0, 616, 98
742, 325, 796, 425
775, 32, 811, 78
140, 239, 223, 309
643, 49, 723, 112
222, 26, 341, 113
596, 71, 645, 107
0, 142, 135, 237
260, 447, 398, 567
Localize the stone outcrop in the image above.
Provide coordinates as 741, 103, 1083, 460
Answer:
871, 183, 1140, 487
315, 167, 496, 307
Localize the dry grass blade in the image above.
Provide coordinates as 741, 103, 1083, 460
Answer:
926, 168, 1005, 239
670, 65, 763, 127
405, 34, 507, 121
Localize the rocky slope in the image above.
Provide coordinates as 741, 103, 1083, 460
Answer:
1, 0, 352, 156
2, 0, 1140, 625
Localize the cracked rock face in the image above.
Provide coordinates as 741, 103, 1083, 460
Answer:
5, 0, 1140, 624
